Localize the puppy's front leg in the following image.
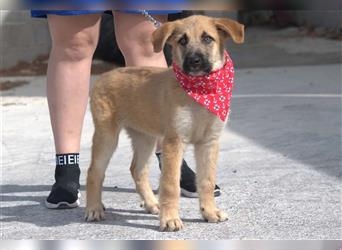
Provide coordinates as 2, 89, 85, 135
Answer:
195, 141, 228, 223
159, 137, 184, 231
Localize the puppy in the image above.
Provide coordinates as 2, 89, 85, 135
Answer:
85, 15, 244, 231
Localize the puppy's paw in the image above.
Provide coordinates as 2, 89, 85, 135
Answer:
160, 217, 184, 232
85, 204, 105, 222
146, 203, 160, 215
201, 208, 228, 223
140, 201, 160, 215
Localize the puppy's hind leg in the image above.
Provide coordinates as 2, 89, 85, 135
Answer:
85, 121, 120, 222
195, 141, 228, 223
127, 129, 159, 215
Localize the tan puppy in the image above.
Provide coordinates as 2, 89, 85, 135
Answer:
85, 15, 244, 231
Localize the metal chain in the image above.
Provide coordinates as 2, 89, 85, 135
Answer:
140, 10, 162, 28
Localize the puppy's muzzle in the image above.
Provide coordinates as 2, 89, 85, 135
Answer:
183, 52, 212, 75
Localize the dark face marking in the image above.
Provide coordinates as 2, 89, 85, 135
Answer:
179, 31, 216, 75
178, 34, 188, 46
182, 50, 212, 76
201, 32, 215, 45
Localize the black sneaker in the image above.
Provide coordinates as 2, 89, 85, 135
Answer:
45, 166, 81, 209
156, 153, 221, 198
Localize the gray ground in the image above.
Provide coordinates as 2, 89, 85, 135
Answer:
1, 27, 341, 240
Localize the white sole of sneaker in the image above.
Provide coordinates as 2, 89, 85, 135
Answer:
45, 191, 81, 209
180, 188, 221, 198
180, 188, 199, 198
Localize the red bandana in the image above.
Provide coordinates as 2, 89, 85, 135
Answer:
172, 51, 234, 121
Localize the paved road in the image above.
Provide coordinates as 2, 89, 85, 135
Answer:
1, 63, 341, 239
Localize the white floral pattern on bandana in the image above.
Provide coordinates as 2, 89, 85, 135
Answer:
172, 51, 234, 121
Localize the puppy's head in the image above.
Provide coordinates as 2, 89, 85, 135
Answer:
152, 15, 244, 76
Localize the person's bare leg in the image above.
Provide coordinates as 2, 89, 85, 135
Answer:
113, 11, 167, 152
47, 14, 101, 154
45, 14, 101, 209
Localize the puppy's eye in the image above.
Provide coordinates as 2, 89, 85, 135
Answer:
202, 35, 214, 44
178, 35, 188, 46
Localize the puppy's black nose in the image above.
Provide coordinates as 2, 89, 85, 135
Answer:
188, 54, 202, 66
183, 51, 211, 75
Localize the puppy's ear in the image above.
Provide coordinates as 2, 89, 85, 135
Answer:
214, 18, 245, 44
152, 21, 176, 53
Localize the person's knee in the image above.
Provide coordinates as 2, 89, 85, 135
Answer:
118, 30, 155, 58
51, 30, 99, 61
